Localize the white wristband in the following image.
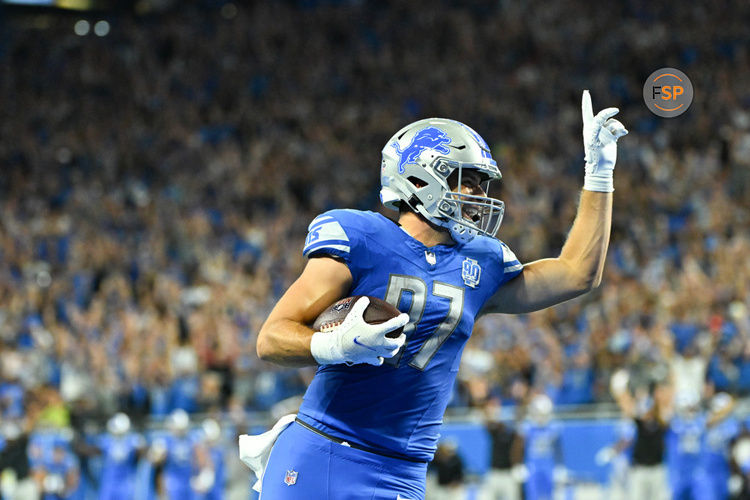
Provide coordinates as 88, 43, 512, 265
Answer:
310, 331, 343, 365
583, 169, 614, 192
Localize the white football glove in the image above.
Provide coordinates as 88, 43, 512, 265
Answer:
510, 464, 529, 482
609, 368, 630, 397
582, 90, 628, 192
310, 297, 408, 366
190, 468, 216, 493
595, 446, 616, 466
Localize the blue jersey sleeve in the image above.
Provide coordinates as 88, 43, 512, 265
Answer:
303, 211, 353, 262
302, 210, 373, 282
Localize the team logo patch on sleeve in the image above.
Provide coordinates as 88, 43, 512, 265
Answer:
461, 257, 481, 288
284, 469, 298, 486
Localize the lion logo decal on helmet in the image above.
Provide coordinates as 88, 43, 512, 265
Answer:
392, 126, 451, 174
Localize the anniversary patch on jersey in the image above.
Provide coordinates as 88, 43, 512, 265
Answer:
461, 257, 481, 288
303, 215, 350, 257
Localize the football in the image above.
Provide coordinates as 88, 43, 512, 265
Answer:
312, 296, 404, 338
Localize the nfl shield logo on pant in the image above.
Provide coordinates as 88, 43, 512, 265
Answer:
284, 469, 298, 486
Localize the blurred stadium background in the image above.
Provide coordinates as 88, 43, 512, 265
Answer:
1, 0, 750, 499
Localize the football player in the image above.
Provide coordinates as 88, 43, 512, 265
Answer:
667, 392, 705, 499
670, 392, 737, 500
697, 393, 738, 500
32, 438, 79, 500
96, 413, 145, 500
192, 418, 225, 500
253, 91, 627, 499
148, 409, 198, 500
517, 394, 565, 500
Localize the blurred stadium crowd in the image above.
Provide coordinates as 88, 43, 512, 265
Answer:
1, 0, 750, 498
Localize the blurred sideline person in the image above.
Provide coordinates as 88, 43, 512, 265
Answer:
696, 393, 737, 500
665, 389, 734, 498
149, 409, 198, 500
73, 412, 145, 500
32, 438, 79, 500
97, 413, 145, 500
610, 369, 670, 500
0, 417, 39, 500
514, 394, 565, 500
192, 418, 225, 500
426, 440, 465, 500
594, 418, 636, 500
251, 94, 627, 499
480, 399, 521, 500
667, 392, 706, 499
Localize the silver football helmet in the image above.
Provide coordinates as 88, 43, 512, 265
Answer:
167, 408, 190, 434
529, 394, 554, 424
107, 412, 131, 435
380, 118, 504, 243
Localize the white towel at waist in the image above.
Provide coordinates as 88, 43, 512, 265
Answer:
238, 413, 296, 493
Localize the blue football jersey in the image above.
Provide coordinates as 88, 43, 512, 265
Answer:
162, 434, 196, 478
298, 209, 522, 461
702, 417, 739, 470
39, 451, 78, 500
669, 414, 706, 473
520, 421, 562, 470
207, 445, 225, 499
99, 433, 142, 483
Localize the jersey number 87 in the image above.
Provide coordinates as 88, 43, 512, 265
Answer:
383, 274, 465, 370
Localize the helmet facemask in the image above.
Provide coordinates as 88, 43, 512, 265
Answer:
437, 160, 505, 241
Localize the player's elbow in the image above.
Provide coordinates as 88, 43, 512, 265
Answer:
576, 273, 602, 295
560, 259, 601, 295
585, 262, 608, 291
583, 272, 604, 292
255, 330, 274, 361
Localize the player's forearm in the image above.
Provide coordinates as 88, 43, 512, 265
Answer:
613, 392, 636, 419
256, 257, 352, 367
559, 90, 622, 289
256, 319, 318, 367
558, 189, 612, 290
